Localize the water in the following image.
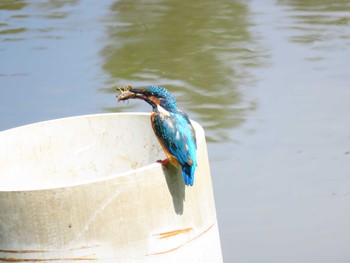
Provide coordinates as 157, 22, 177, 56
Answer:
1, 0, 350, 262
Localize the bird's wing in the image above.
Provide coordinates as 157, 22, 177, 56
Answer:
152, 112, 196, 167
177, 110, 197, 149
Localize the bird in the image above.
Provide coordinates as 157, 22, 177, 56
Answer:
118, 86, 197, 186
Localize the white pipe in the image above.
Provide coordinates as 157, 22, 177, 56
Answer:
0, 113, 222, 262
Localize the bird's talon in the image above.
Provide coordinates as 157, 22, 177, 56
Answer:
157, 159, 170, 168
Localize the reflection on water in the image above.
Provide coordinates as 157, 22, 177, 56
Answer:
0, 0, 26, 10
0, 0, 107, 129
101, 0, 268, 142
0, 0, 79, 43
215, 0, 350, 262
0, 0, 27, 41
277, 0, 350, 64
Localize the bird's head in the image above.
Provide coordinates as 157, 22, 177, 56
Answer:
118, 86, 178, 112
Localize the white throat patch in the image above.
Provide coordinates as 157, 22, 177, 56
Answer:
157, 104, 170, 117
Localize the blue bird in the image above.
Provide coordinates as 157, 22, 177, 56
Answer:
118, 86, 197, 186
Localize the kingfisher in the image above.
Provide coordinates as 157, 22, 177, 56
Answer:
117, 86, 197, 186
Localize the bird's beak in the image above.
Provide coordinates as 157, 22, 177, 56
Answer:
128, 88, 145, 97
128, 88, 160, 105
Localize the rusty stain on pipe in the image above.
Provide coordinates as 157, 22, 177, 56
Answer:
0, 246, 99, 262
155, 227, 193, 239
147, 223, 215, 256
0, 255, 96, 262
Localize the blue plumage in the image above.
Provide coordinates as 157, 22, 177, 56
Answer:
126, 86, 197, 186
152, 110, 197, 186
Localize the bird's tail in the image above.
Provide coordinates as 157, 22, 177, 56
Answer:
182, 164, 196, 186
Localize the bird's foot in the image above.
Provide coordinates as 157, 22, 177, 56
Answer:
157, 159, 170, 169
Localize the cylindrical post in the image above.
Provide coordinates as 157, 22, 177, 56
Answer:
0, 113, 222, 262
